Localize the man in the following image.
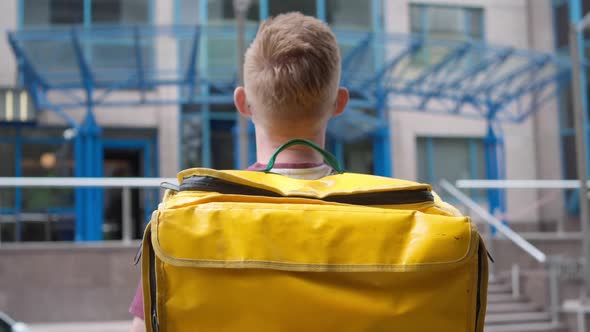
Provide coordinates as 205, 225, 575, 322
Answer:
129, 12, 348, 331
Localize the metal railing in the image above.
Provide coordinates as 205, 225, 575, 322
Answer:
439, 180, 562, 324
0, 177, 176, 244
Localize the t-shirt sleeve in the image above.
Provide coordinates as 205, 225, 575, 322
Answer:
129, 280, 145, 320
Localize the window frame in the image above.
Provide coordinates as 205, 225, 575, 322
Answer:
409, 3, 485, 65
417, 136, 487, 202
19, 0, 155, 29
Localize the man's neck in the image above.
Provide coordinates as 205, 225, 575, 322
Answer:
255, 130, 325, 165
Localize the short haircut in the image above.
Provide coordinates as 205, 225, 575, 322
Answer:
244, 12, 341, 126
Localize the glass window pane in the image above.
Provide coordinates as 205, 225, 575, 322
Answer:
211, 120, 235, 169
208, 0, 259, 25
269, 0, 316, 17
562, 134, 577, 180
21, 142, 75, 211
409, 5, 483, 42
416, 137, 429, 182
554, 3, 569, 49
181, 105, 203, 169
432, 138, 471, 182
206, 0, 259, 79
178, 0, 200, 25
92, 0, 149, 24
23, 0, 83, 27
427, 7, 464, 41
326, 0, 371, 31
409, 5, 423, 34
416, 137, 485, 198
0, 143, 15, 209
474, 139, 487, 200
467, 9, 483, 40
343, 138, 374, 174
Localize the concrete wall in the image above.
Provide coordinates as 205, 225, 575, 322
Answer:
0, 0, 18, 86
0, 242, 140, 323
527, 0, 566, 223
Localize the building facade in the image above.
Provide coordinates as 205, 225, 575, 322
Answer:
0, 0, 579, 241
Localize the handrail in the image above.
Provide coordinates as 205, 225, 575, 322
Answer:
439, 179, 547, 263
456, 179, 590, 189
0, 177, 177, 244
0, 177, 177, 188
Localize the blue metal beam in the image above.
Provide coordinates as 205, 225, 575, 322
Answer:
133, 26, 147, 96
185, 26, 201, 102
340, 33, 372, 86
70, 28, 94, 97
405, 42, 472, 91
7, 33, 50, 89
484, 118, 506, 225
357, 39, 422, 92
471, 55, 551, 98
439, 48, 514, 91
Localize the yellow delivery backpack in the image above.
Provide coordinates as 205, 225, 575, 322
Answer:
141, 139, 488, 332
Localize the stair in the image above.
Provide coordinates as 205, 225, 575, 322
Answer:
485, 277, 567, 332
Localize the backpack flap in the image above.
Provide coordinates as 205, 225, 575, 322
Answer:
145, 191, 482, 332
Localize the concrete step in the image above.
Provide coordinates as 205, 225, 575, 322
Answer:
485, 312, 551, 324
488, 293, 525, 303
488, 277, 508, 285
487, 302, 540, 313
488, 283, 512, 294
28, 321, 131, 332
484, 322, 567, 332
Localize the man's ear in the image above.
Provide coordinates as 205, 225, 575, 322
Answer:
234, 87, 252, 118
332, 87, 349, 117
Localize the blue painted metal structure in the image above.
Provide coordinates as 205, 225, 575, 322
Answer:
7, 25, 570, 240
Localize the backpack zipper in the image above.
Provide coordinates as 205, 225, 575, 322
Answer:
180, 176, 434, 205
148, 235, 160, 332
474, 242, 484, 331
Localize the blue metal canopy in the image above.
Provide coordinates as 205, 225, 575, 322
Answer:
338, 32, 571, 124
8, 26, 570, 124
6, 25, 572, 240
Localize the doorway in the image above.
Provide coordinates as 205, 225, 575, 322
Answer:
102, 137, 157, 240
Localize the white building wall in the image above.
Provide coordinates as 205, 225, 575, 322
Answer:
153, 0, 181, 177
0, 0, 18, 86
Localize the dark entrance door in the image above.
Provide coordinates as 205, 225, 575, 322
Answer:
103, 148, 142, 240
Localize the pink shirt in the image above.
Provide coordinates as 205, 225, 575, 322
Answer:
130, 162, 331, 319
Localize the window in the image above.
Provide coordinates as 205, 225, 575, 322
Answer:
180, 103, 239, 169
20, 141, 74, 212
417, 137, 486, 200
552, 0, 590, 51
178, 0, 199, 25
269, 0, 316, 17
208, 0, 260, 25
22, 0, 150, 28
204, 0, 260, 80
92, 0, 149, 25
22, 0, 152, 76
0, 143, 15, 210
410, 4, 483, 41
23, 0, 83, 27
211, 120, 236, 169
343, 138, 374, 174
181, 112, 203, 169
409, 4, 483, 65
326, 0, 371, 30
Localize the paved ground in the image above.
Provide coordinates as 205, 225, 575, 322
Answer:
27, 321, 131, 332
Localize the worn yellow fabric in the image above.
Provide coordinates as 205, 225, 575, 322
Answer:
143, 168, 487, 332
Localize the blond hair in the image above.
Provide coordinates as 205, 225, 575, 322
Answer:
244, 12, 341, 127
